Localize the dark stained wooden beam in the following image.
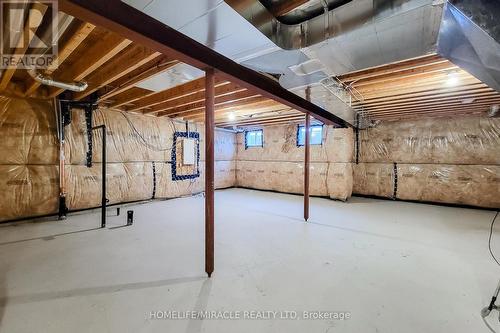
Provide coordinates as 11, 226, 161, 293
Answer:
59, 0, 349, 127
304, 87, 311, 222
205, 68, 215, 278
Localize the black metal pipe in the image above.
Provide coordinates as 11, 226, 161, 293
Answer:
92, 125, 106, 228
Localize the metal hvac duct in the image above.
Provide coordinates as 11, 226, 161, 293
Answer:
224, 0, 500, 126
124, 0, 500, 127
27, 69, 88, 92
227, 0, 500, 92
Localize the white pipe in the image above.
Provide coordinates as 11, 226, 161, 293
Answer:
27, 69, 88, 92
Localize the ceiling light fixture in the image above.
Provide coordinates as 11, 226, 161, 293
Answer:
228, 112, 236, 121
446, 72, 459, 86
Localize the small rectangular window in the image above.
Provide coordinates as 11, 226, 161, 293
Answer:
297, 124, 323, 146
245, 129, 263, 149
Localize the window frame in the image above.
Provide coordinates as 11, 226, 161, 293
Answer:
296, 124, 323, 147
244, 129, 264, 149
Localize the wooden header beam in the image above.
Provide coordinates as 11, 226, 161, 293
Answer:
59, 0, 349, 128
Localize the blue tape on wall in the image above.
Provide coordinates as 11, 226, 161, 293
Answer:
171, 131, 200, 181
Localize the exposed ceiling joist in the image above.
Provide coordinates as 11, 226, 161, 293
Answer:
147, 84, 249, 115
47, 32, 131, 98
73, 45, 161, 100
59, 0, 350, 127
127, 77, 227, 112
24, 21, 96, 96
98, 57, 178, 102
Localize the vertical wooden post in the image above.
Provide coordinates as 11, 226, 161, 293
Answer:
304, 87, 311, 222
205, 68, 215, 277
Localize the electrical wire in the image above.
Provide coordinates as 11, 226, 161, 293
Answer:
483, 315, 498, 333
489, 211, 500, 266
482, 211, 500, 333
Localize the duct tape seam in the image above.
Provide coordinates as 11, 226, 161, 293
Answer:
152, 161, 156, 199
392, 162, 398, 200
85, 107, 93, 167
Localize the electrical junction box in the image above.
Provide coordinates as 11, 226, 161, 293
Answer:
182, 138, 196, 165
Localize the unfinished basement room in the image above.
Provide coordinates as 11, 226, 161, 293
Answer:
1, 0, 500, 332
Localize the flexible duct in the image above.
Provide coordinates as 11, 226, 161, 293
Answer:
27, 69, 88, 92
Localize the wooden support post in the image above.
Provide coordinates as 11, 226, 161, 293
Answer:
304, 87, 311, 222
205, 68, 215, 277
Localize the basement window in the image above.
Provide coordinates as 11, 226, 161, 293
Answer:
245, 130, 263, 149
297, 125, 323, 146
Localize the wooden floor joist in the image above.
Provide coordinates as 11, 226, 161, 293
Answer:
2, 6, 497, 127
47, 33, 132, 98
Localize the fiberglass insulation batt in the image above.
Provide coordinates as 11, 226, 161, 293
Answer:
235, 124, 354, 201
0, 96, 59, 221
64, 107, 237, 210
0, 95, 237, 220
354, 116, 500, 208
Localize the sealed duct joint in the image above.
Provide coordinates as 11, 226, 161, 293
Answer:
27, 69, 88, 92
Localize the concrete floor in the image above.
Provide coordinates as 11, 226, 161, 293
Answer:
0, 188, 499, 333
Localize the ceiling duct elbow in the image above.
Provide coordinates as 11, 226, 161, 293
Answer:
27, 69, 88, 92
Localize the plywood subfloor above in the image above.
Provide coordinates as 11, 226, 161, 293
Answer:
339, 54, 500, 122
1, 5, 498, 127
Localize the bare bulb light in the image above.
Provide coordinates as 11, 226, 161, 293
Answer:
228, 112, 236, 121
446, 73, 459, 86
